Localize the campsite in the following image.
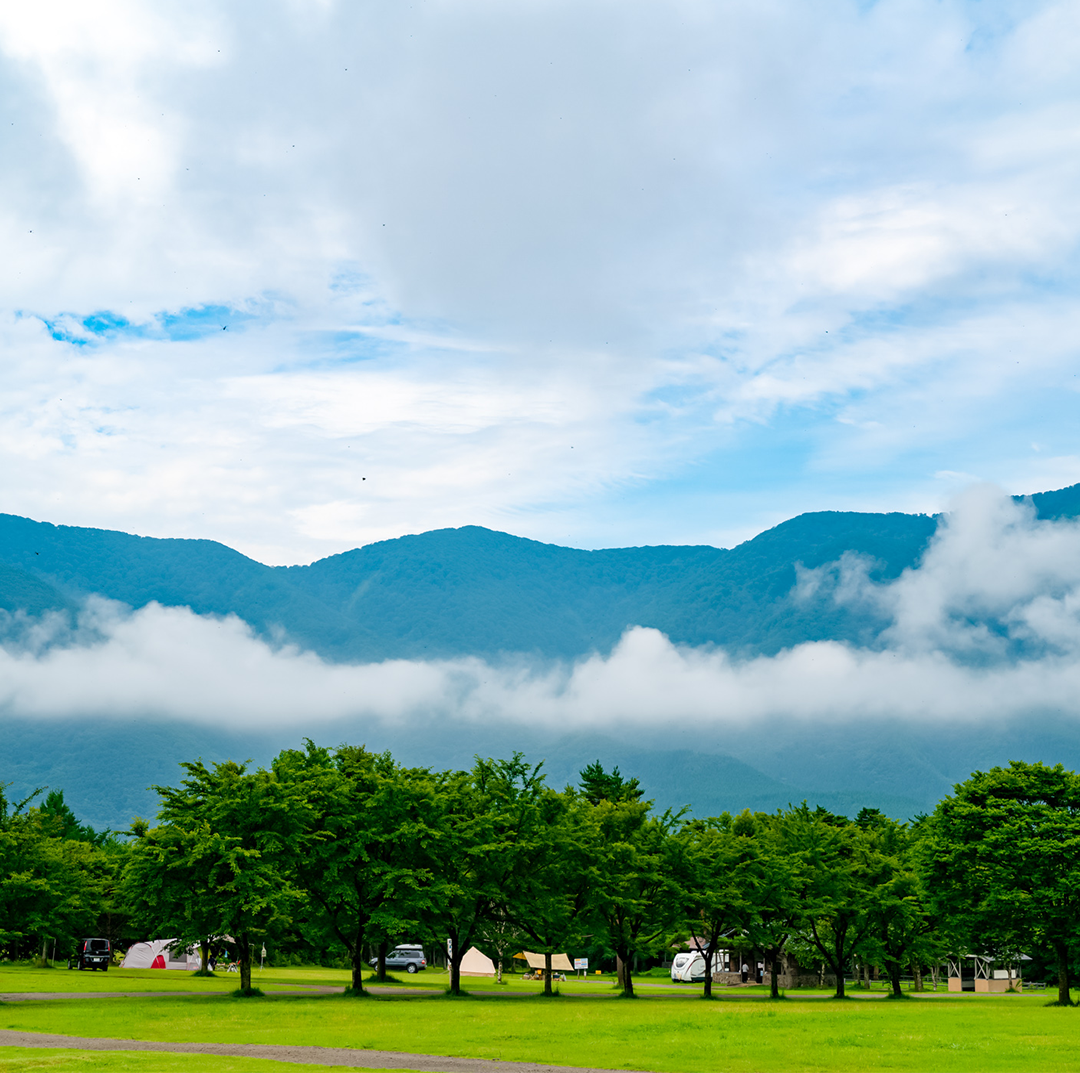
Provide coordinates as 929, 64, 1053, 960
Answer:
1, 961, 1078, 1073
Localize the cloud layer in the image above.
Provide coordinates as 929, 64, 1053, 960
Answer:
3, 488, 1080, 731
1, 3, 1079, 560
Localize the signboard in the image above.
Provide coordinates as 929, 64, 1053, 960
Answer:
574, 958, 588, 971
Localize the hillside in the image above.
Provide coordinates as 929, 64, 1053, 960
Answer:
4, 484, 1080, 830
2, 485, 1077, 661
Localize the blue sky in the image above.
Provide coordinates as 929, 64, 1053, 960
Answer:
2, 0, 1080, 565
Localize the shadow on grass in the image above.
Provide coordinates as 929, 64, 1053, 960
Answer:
232, 987, 264, 998
342, 986, 370, 998
884, 992, 911, 1000
365, 973, 404, 985
190, 969, 216, 978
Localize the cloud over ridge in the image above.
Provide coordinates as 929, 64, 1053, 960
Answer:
3, 488, 1080, 731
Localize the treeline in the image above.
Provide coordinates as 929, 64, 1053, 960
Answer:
3, 749, 1079, 1004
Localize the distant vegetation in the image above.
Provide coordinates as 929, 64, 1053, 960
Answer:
5, 750, 1079, 1005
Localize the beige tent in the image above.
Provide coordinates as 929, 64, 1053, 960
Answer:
459, 947, 497, 976
515, 951, 574, 972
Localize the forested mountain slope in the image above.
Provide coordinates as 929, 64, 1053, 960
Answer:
0, 483, 1077, 661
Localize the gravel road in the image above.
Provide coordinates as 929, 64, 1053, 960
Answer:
0, 1029, 648, 1072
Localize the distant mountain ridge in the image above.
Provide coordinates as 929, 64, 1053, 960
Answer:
1, 483, 1079, 662
4, 483, 1080, 831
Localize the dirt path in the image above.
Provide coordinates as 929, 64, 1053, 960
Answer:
0, 1030, 649, 1072
0, 987, 344, 1002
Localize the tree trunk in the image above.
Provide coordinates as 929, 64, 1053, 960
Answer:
1054, 939, 1071, 1005
237, 936, 252, 991
351, 945, 365, 992
833, 936, 846, 998
617, 949, 635, 997
888, 961, 902, 997
912, 962, 923, 993
544, 951, 553, 996
375, 939, 388, 983
616, 954, 626, 990
496, 955, 503, 984
200, 938, 210, 972
447, 938, 466, 996
769, 951, 780, 999
702, 945, 713, 999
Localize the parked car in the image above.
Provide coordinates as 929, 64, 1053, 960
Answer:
368, 944, 427, 974
69, 938, 111, 971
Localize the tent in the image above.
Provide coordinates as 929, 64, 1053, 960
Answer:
514, 951, 574, 972
121, 939, 195, 970
459, 947, 497, 976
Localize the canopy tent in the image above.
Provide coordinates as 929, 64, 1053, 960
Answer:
514, 951, 574, 972
121, 939, 195, 970
459, 947, 497, 976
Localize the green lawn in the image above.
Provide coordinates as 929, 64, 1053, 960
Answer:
0, 1049, 418, 1072
0, 964, 346, 994
3, 974, 1080, 1072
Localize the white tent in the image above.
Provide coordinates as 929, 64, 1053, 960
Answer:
121, 939, 195, 970
459, 947, 496, 976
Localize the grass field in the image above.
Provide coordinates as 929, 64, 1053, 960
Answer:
0, 1049, 419, 1072
3, 965, 1080, 1072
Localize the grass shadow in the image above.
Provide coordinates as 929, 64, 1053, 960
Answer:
231, 987, 264, 998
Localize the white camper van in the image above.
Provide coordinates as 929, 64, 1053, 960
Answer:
670, 951, 709, 982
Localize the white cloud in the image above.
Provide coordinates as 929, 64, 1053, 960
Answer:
0, 3, 1079, 556
4, 487, 1080, 730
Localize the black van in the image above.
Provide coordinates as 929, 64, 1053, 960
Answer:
69, 938, 111, 971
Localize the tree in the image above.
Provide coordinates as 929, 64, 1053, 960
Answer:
740, 812, 800, 999
124, 819, 220, 973
928, 761, 1080, 1006
427, 755, 549, 996
582, 764, 681, 997
674, 811, 757, 998
273, 742, 440, 993
853, 810, 939, 999
0, 785, 118, 962
782, 805, 884, 999
147, 759, 309, 992
505, 787, 595, 996
579, 762, 643, 806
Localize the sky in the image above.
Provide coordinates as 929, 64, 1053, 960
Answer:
2, 1, 1080, 567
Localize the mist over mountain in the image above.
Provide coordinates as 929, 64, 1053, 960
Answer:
4, 482, 1080, 831
0, 504, 979, 661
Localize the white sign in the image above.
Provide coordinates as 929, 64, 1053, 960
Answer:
574, 958, 588, 970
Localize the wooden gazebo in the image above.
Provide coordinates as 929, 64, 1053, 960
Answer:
947, 954, 1023, 993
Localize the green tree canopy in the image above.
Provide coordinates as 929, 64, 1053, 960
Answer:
273, 742, 440, 992
143, 759, 310, 991
929, 760, 1080, 1005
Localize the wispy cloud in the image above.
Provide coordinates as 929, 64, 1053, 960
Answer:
0, 3, 1079, 557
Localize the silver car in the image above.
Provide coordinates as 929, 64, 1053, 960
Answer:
369, 944, 427, 973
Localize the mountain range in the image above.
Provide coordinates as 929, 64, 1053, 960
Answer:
3, 482, 1080, 830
